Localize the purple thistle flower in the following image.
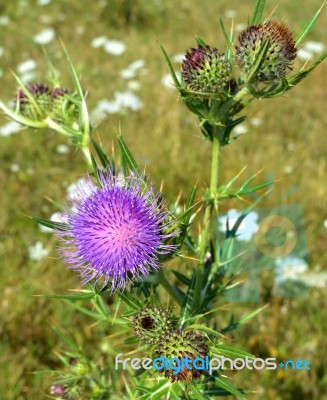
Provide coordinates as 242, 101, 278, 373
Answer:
55, 168, 178, 292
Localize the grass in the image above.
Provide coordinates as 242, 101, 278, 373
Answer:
1, 0, 327, 398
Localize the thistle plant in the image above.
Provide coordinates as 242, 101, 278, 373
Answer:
1, 0, 326, 398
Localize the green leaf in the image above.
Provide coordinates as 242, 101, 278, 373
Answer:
202, 388, 244, 396
219, 17, 235, 59
250, 0, 266, 25
124, 336, 139, 345
54, 328, 81, 353
192, 385, 211, 400
91, 138, 111, 169
195, 35, 208, 47
296, 2, 326, 46
118, 291, 142, 310
117, 135, 139, 173
44, 50, 61, 87
31, 216, 67, 232
160, 45, 182, 89
60, 39, 90, 137
247, 39, 270, 83
214, 376, 245, 398
187, 324, 224, 338
0, 100, 47, 129
212, 344, 255, 360
39, 292, 96, 301
172, 270, 191, 286
238, 304, 268, 325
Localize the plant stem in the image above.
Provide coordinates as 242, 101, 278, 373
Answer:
157, 269, 184, 306
193, 128, 220, 309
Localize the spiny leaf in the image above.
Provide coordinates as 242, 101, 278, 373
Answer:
117, 134, 139, 173
212, 343, 255, 360
195, 35, 208, 47
250, 0, 267, 25
160, 45, 182, 90
91, 138, 111, 169
296, 2, 326, 46
214, 376, 245, 398
32, 216, 67, 232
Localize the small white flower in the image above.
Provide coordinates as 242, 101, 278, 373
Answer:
56, 144, 70, 155
225, 10, 237, 18
324, 219, 327, 229
127, 80, 141, 91
297, 48, 312, 61
20, 71, 38, 84
283, 165, 294, 175
233, 124, 248, 136
120, 59, 145, 79
90, 36, 108, 48
10, 163, 20, 173
250, 117, 262, 127
0, 121, 22, 137
161, 73, 180, 90
28, 241, 49, 261
104, 40, 126, 56
235, 23, 246, 32
0, 16, 10, 26
33, 28, 56, 45
171, 53, 185, 63
37, 0, 52, 5
0, 47, 4, 58
303, 41, 325, 53
17, 59, 37, 74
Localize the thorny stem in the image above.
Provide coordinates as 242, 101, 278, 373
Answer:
193, 128, 220, 309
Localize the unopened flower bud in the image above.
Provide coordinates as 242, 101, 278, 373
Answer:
182, 45, 232, 97
15, 83, 51, 119
133, 306, 174, 345
153, 329, 208, 382
236, 21, 297, 82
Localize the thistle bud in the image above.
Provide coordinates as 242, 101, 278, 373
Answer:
133, 306, 174, 345
15, 83, 51, 120
236, 21, 297, 82
153, 329, 208, 382
50, 384, 69, 398
182, 45, 232, 97
51, 87, 78, 123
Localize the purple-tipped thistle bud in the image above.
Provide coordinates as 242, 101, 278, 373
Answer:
182, 45, 232, 97
236, 21, 297, 82
15, 83, 51, 120
153, 329, 208, 382
133, 306, 174, 345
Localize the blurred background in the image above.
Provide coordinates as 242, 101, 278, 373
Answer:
0, 0, 326, 398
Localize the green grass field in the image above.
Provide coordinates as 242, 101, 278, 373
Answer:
1, 0, 327, 398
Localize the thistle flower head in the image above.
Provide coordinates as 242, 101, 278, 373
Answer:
153, 329, 208, 382
55, 168, 178, 292
15, 82, 51, 119
133, 306, 175, 344
182, 45, 232, 96
236, 21, 297, 82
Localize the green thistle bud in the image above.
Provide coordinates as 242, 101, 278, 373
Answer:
133, 306, 174, 345
15, 83, 52, 120
182, 45, 232, 97
51, 87, 78, 123
236, 21, 297, 82
153, 329, 208, 382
